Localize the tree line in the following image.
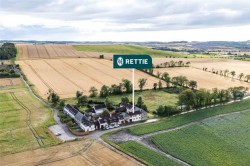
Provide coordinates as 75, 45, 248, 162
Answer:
155, 60, 190, 68
202, 67, 250, 82
141, 69, 198, 90
178, 86, 249, 111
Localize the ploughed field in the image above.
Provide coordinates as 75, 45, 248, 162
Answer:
16, 44, 113, 60
1, 139, 138, 166
17, 58, 162, 98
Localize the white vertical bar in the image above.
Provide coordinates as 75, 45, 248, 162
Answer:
132, 68, 135, 113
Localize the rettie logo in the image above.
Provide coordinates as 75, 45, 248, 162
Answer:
113, 54, 152, 69
117, 57, 124, 67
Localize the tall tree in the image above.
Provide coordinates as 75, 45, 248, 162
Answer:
189, 80, 197, 90
100, 85, 110, 97
76, 91, 83, 99
153, 83, 158, 90
238, 73, 244, 80
138, 78, 147, 91
122, 79, 132, 93
230, 71, 236, 79
89, 86, 98, 97
137, 96, 144, 108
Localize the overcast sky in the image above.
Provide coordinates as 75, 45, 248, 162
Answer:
0, 0, 250, 41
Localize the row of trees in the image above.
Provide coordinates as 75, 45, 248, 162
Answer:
155, 60, 190, 68
99, 79, 132, 97
99, 78, 149, 98
203, 68, 250, 82
0, 43, 17, 60
155, 71, 197, 89
178, 86, 248, 110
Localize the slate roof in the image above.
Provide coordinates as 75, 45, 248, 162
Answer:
65, 104, 78, 115
120, 102, 133, 109
94, 104, 106, 110
99, 113, 121, 124
115, 106, 126, 113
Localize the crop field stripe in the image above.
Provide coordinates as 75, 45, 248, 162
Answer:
23, 61, 55, 92
45, 45, 58, 57
87, 58, 131, 76
42, 45, 51, 58
79, 59, 121, 82
58, 45, 75, 57
55, 45, 68, 57
50, 45, 62, 57
35, 45, 41, 58
60, 59, 104, 86
43, 60, 86, 92
10, 92, 44, 147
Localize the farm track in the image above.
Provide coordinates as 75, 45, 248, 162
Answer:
34, 139, 94, 166
60, 59, 104, 85
23, 61, 54, 93
10, 92, 44, 147
43, 60, 85, 92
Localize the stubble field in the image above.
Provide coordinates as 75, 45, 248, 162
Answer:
153, 58, 250, 76
17, 58, 162, 98
1, 139, 138, 166
16, 44, 113, 60
154, 67, 250, 91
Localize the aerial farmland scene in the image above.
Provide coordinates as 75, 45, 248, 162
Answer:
1, 1, 250, 166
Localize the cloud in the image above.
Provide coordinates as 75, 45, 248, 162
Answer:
0, 0, 250, 41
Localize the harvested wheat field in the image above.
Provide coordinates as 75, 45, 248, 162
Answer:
17, 58, 161, 98
16, 44, 113, 60
154, 67, 250, 90
153, 58, 250, 75
0, 139, 138, 166
0, 78, 22, 87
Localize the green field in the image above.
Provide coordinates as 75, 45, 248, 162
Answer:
151, 110, 250, 166
0, 82, 60, 156
73, 44, 190, 58
66, 90, 178, 113
120, 141, 180, 166
128, 98, 250, 135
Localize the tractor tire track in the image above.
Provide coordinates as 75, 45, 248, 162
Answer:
23, 61, 55, 93
43, 60, 86, 92
60, 59, 104, 86
10, 92, 44, 147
